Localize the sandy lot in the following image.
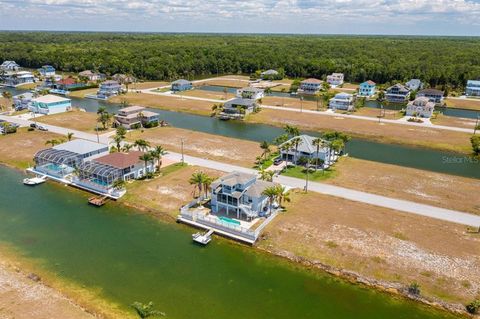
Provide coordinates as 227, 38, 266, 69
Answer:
0, 128, 62, 169
110, 92, 214, 116
431, 114, 477, 129
259, 191, 480, 304
121, 165, 221, 218
200, 77, 249, 88
248, 108, 472, 153
353, 107, 402, 120
262, 96, 323, 110
327, 157, 480, 215
127, 126, 263, 167
181, 88, 235, 100
37, 110, 108, 133
130, 81, 169, 90
445, 98, 480, 111
0, 258, 93, 319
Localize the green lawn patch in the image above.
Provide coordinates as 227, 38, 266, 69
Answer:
281, 165, 336, 182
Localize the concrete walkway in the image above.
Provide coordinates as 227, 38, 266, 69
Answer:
3, 113, 480, 227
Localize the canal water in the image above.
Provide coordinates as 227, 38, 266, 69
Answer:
0, 166, 458, 319
3, 87, 480, 179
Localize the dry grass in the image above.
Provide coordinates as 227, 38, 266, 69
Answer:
248, 108, 472, 153
445, 98, 480, 111
121, 165, 222, 218
68, 88, 98, 98
353, 107, 403, 120
431, 114, 477, 129
0, 128, 62, 169
327, 157, 480, 215
37, 110, 107, 133
126, 126, 263, 167
16, 82, 38, 90
109, 92, 214, 116
0, 97, 11, 111
200, 78, 249, 88
130, 81, 169, 90
262, 96, 321, 110
181, 88, 235, 100
259, 190, 480, 304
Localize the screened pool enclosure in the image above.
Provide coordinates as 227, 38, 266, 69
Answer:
76, 161, 123, 190
33, 148, 81, 177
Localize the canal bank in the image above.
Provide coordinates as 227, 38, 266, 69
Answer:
3, 86, 479, 179
0, 166, 464, 319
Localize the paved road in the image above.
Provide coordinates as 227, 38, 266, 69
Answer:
4, 113, 479, 227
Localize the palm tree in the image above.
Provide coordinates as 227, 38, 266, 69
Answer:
113, 135, 124, 152
259, 141, 271, 160
202, 175, 213, 198
259, 168, 274, 182
189, 171, 206, 198
112, 179, 126, 191
279, 141, 292, 165
291, 136, 302, 165
262, 186, 278, 214
312, 137, 328, 169
138, 111, 145, 129
150, 145, 167, 172
284, 124, 300, 138
131, 301, 165, 318
66, 132, 74, 141
96, 106, 107, 115
275, 184, 291, 208
134, 139, 150, 152
116, 126, 127, 138
97, 112, 111, 130
122, 143, 133, 152
211, 103, 223, 116
139, 153, 153, 178
45, 139, 60, 147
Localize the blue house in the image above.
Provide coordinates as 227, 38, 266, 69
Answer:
358, 80, 376, 97
171, 79, 193, 92
30, 94, 72, 115
466, 80, 480, 97
38, 65, 56, 77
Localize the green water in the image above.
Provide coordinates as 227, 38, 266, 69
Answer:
0, 166, 459, 318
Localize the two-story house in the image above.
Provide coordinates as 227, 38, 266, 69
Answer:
298, 78, 322, 95
114, 105, 160, 129
236, 87, 264, 100
358, 80, 376, 97
211, 171, 275, 220
38, 65, 56, 77
385, 84, 410, 103
417, 89, 444, 106
97, 80, 123, 99
220, 98, 257, 119
405, 79, 423, 91
466, 80, 480, 97
406, 97, 435, 118
0, 61, 20, 71
29, 94, 72, 115
326, 73, 344, 87
329, 92, 355, 111
171, 79, 193, 92
279, 135, 336, 168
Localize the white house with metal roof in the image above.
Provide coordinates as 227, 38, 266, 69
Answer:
0, 61, 20, 71
405, 79, 423, 91
326, 73, 344, 87
29, 94, 72, 115
279, 135, 336, 168
211, 171, 276, 220
329, 92, 355, 111
236, 87, 264, 100
466, 80, 480, 97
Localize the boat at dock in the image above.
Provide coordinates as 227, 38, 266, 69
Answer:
23, 175, 47, 186
192, 229, 214, 245
88, 195, 109, 207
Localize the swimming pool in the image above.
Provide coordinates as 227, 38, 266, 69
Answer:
219, 216, 241, 226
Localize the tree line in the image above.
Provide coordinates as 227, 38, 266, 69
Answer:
1, 32, 480, 88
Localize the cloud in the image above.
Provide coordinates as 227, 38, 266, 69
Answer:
0, 0, 479, 34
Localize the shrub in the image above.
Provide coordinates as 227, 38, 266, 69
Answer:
466, 300, 480, 314
407, 282, 421, 296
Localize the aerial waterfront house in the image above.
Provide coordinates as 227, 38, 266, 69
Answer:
358, 80, 376, 97
236, 87, 264, 100
74, 151, 153, 197
405, 79, 423, 91
114, 105, 160, 129
55, 77, 86, 91
220, 98, 257, 119
329, 92, 355, 111
466, 80, 480, 97
13, 92, 34, 111
406, 97, 435, 118
260, 69, 280, 80
385, 84, 410, 103
2, 71, 35, 87
0, 60, 20, 71
38, 65, 56, 77
96, 80, 123, 99
326, 73, 344, 87
78, 70, 106, 82
171, 79, 193, 91
29, 94, 71, 115
279, 134, 335, 168
211, 171, 275, 220
298, 78, 322, 95
417, 88, 444, 106
33, 139, 109, 179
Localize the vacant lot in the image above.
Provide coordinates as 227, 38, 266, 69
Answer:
327, 157, 480, 215
181, 88, 234, 100
127, 126, 263, 167
200, 77, 249, 88
353, 107, 402, 120
121, 164, 221, 218
37, 110, 105, 133
0, 128, 61, 169
68, 88, 98, 98
248, 108, 472, 153
259, 191, 480, 304
110, 92, 214, 116
445, 98, 480, 111
130, 81, 169, 90
262, 96, 322, 110
431, 114, 477, 129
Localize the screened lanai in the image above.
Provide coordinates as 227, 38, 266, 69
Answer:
77, 161, 122, 190
33, 148, 81, 177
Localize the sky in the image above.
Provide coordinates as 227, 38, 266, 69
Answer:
0, 0, 480, 36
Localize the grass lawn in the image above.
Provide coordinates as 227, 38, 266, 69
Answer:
281, 165, 336, 182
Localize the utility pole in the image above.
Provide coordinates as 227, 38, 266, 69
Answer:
300, 96, 303, 113
96, 123, 100, 143
304, 159, 310, 193
378, 103, 384, 124
181, 138, 185, 165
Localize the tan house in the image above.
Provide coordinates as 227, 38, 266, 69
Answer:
114, 106, 160, 129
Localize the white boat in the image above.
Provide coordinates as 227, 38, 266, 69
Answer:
192, 229, 214, 245
23, 175, 47, 186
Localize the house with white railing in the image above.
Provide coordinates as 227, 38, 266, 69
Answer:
329, 92, 355, 111
326, 73, 344, 87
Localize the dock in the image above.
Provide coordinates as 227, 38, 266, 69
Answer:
88, 195, 109, 207
192, 229, 214, 245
